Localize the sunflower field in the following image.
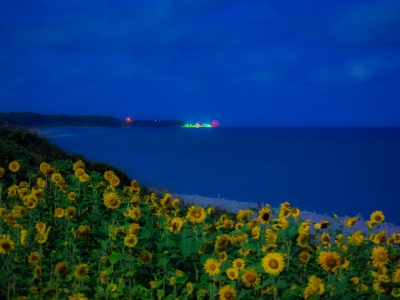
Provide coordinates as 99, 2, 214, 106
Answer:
1, 159, 400, 300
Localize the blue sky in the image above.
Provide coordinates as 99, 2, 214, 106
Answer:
1, 0, 399, 126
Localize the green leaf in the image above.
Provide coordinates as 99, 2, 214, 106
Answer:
157, 289, 165, 300
92, 229, 109, 240
182, 238, 203, 258
276, 280, 288, 289
238, 289, 252, 299
109, 252, 122, 264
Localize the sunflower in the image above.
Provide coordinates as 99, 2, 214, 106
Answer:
128, 207, 141, 220
232, 258, 246, 270
109, 175, 120, 187
54, 208, 64, 218
30, 286, 39, 295
0, 167, 5, 177
77, 225, 91, 239
150, 281, 157, 289
67, 192, 77, 201
65, 207, 77, 219
297, 233, 309, 248
241, 269, 260, 287
226, 268, 239, 280
258, 207, 271, 223
51, 173, 63, 184
36, 178, 46, 188
74, 168, 85, 177
218, 285, 236, 300
235, 222, 244, 230
0, 234, 15, 255
103, 170, 115, 181
168, 217, 183, 233
33, 266, 42, 278
318, 251, 341, 272
370, 211, 385, 224
186, 206, 206, 224
39, 162, 50, 173
9, 161, 20, 172
28, 251, 40, 265
103, 192, 122, 209
345, 217, 357, 227
304, 276, 325, 299
8, 185, 19, 197
371, 246, 389, 267
31, 188, 44, 199
204, 258, 221, 276
54, 262, 68, 276
124, 234, 138, 248
218, 251, 228, 262
186, 282, 194, 294
20, 230, 28, 246
298, 251, 311, 264
169, 276, 175, 285
35, 230, 50, 244
74, 264, 89, 279
392, 269, 400, 282
262, 244, 278, 253
392, 288, 400, 298
128, 223, 141, 235
79, 174, 89, 183
130, 195, 140, 204
100, 256, 107, 264
18, 188, 29, 199
320, 221, 330, 229
171, 199, 179, 207
373, 274, 389, 294
108, 284, 117, 292
12, 205, 27, 218
35, 222, 46, 232
261, 252, 285, 275
73, 160, 85, 170
130, 179, 140, 193
139, 251, 152, 264
239, 248, 252, 257
100, 271, 107, 284
236, 209, 253, 221
68, 293, 88, 300
160, 193, 172, 207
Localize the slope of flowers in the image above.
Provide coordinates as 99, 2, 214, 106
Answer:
0, 160, 400, 300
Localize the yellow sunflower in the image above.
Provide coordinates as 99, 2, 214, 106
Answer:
139, 251, 152, 264
168, 217, 183, 233
392, 269, 400, 282
77, 225, 91, 239
130, 179, 140, 192
218, 285, 236, 300
232, 258, 246, 270
150, 281, 157, 289
74, 168, 85, 177
262, 244, 278, 253
298, 251, 311, 264
218, 251, 228, 262
65, 207, 77, 219
103, 192, 122, 209
236, 209, 253, 221
20, 230, 28, 246
39, 162, 50, 173
186, 282, 194, 294
204, 258, 221, 276
371, 246, 389, 267
51, 262, 67, 278
33, 266, 42, 278
258, 207, 271, 223
304, 275, 325, 299
109, 175, 120, 187
0, 167, 5, 177
108, 283, 117, 292
0, 234, 15, 255
370, 211, 385, 224
100, 271, 107, 284
8, 185, 19, 197
9, 161, 20, 172
51, 173, 64, 184
35, 222, 46, 232
103, 170, 115, 181
160, 193, 172, 207
186, 206, 206, 224
241, 269, 260, 287
373, 274, 389, 294
345, 217, 357, 227
124, 234, 138, 248
297, 233, 309, 248
318, 251, 341, 272
68, 293, 88, 300
36, 178, 46, 188
67, 192, 77, 201
128, 223, 141, 235
12, 205, 27, 218
226, 268, 239, 280
28, 251, 40, 265
74, 264, 89, 279
54, 208, 64, 218
78, 173, 89, 183
128, 207, 141, 221
261, 252, 285, 275
73, 160, 85, 170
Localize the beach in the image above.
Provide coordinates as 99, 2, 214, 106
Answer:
174, 193, 400, 237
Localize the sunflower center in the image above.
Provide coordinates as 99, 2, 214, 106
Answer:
194, 212, 200, 218
109, 198, 118, 205
1, 242, 10, 250
327, 258, 337, 267
378, 254, 386, 261
236, 262, 242, 268
229, 271, 235, 277
269, 259, 278, 269
262, 212, 270, 221
224, 291, 233, 299
210, 264, 216, 271
246, 273, 256, 283
375, 216, 382, 222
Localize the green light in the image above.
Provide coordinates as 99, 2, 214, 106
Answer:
183, 123, 213, 128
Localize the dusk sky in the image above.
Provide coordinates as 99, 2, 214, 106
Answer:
1, 0, 400, 126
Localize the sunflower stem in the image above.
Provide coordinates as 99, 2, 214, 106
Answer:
286, 239, 292, 272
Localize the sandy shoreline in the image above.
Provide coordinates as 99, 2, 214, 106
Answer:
174, 193, 400, 236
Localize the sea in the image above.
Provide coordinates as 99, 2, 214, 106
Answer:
42, 126, 400, 225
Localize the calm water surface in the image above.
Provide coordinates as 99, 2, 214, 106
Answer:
43, 127, 400, 224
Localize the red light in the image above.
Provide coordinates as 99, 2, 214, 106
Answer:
211, 120, 219, 127
125, 117, 132, 122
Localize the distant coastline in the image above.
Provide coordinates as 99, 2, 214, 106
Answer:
0, 112, 185, 128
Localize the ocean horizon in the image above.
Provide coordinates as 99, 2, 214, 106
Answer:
42, 126, 400, 225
